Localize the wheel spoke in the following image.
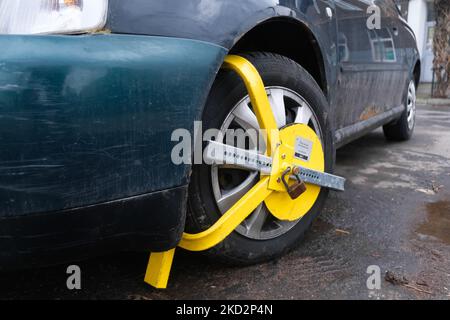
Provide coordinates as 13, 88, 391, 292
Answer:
232, 101, 260, 131
268, 88, 287, 128
295, 103, 313, 124
245, 205, 268, 237
217, 172, 259, 213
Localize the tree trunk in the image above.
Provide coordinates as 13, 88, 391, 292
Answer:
433, 0, 450, 98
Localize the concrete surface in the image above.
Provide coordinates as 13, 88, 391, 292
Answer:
0, 104, 449, 300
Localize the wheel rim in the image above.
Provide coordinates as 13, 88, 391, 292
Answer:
211, 86, 323, 241
406, 81, 416, 130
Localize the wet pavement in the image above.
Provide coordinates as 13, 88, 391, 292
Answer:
0, 104, 449, 300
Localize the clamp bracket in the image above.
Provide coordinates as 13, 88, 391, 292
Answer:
144, 55, 345, 289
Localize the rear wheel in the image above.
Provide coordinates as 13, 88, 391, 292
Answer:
187, 52, 334, 265
383, 79, 417, 141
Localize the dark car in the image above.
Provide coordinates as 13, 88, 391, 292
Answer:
0, 0, 419, 269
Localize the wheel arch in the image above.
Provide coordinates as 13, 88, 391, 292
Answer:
228, 17, 329, 98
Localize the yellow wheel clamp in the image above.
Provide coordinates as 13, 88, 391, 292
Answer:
145, 55, 346, 289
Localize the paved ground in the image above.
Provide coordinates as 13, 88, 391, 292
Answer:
0, 104, 449, 300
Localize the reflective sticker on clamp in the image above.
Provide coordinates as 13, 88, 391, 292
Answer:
294, 137, 313, 162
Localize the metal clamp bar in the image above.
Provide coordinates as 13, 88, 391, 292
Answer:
205, 140, 346, 191
223, 55, 280, 155
293, 167, 345, 192
204, 140, 273, 175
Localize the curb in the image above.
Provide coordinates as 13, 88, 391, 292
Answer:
417, 98, 450, 106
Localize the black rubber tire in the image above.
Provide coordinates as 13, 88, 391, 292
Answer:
187, 52, 335, 266
383, 79, 416, 141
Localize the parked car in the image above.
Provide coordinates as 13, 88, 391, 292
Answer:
0, 0, 420, 268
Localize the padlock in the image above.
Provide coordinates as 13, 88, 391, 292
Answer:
281, 167, 307, 200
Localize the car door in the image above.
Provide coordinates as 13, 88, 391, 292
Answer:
374, 0, 410, 109
334, 0, 404, 130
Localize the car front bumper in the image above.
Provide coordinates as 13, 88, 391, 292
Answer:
0, 34, 227, 267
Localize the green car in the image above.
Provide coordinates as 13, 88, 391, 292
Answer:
0, 0, 420, 269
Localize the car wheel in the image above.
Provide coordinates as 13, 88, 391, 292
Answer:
187, 52, 335, 266
383, 79, 417, 141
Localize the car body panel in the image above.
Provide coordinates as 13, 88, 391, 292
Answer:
0, 186, 188, 269
106, 0, 419, 136
334, 0, 414, 129
107, 0, 333, 49
107, 0, 339, 107
0, 34, 226, 217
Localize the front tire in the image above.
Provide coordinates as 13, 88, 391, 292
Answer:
187, 52, 334, 266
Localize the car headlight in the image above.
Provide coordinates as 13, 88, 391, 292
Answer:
0, 0, 108, 35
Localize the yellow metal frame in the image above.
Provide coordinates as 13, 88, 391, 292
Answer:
179, 177, 272, 252
223, 55, 280, 155
264, 125, 324, 221
144, 55, 324, 289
